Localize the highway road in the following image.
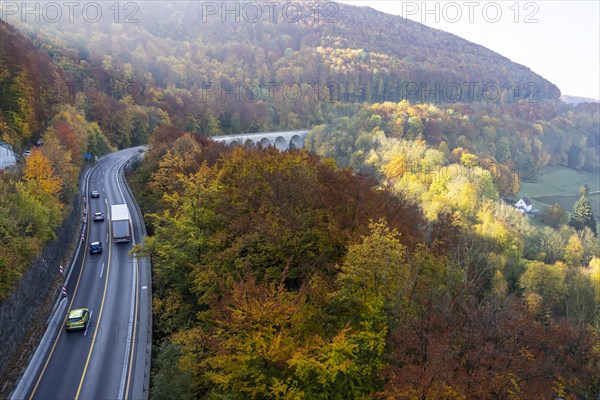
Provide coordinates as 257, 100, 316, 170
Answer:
23, 148, 150, 400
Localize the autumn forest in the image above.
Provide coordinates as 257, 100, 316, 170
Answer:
1, 1, 599, 399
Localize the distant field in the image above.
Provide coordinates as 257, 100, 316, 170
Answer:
517, 166, 600, 222
519, 166, 599, 196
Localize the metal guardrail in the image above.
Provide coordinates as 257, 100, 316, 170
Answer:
121, 151, 152, 400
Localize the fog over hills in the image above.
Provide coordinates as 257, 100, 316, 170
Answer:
561, 95, 600, 105
8, 1, 560, 104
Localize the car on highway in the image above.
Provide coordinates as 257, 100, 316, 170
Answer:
90, 190, 100, 198
65, 308, 89, 331
89, 241, 102, 254
92, 212, 104, 222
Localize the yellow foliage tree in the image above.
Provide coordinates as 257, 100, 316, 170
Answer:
24, 149, 63, 197
564, 233, 584, 267
589, 257, 600, 303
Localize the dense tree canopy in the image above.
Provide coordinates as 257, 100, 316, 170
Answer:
129, 136, 600, 399
4, 2, 598, 177
1, 3, 599, 398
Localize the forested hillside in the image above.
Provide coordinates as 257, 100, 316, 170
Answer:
10, 1, 597, 175
308, 100, 600, 181
130, 126, 600, 399
2, 1, 599, 398
0, 20, 67, 148
0, 20, 116, 299
9, 0, 559, 128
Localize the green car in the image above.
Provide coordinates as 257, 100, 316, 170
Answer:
66, 308, 90, 331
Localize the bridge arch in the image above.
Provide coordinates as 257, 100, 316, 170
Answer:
212, 130, 309, 151
290, 135, 304, 150
274, 136, 288, 151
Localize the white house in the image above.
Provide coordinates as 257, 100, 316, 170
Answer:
0, 141, 17, 171
515, 197, 533, 213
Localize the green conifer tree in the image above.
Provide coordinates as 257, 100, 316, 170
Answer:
569, 195, 597, 236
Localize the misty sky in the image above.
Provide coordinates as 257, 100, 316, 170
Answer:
341, 1, 600, 100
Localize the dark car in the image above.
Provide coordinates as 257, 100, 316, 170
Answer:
89, 241, 102, 254
91, 190, 100, 198
92, 212, 104, 222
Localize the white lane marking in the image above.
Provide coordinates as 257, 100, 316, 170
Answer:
116, 164, 125, 203
64, 162, 99, 286
118, 256, 137, 399
119, 154, 138, 399
84, 310, 93, 337
141, 286, 147, 290
106, 233, 109, 243
109, 153, 137, 399
100, 263, 105, 278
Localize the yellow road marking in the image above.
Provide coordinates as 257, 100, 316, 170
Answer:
29, 158, 139, 400
74, 201, 113, 399
29, 192, 93, 399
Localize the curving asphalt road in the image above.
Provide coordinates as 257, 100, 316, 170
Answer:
18, 148, 150, 400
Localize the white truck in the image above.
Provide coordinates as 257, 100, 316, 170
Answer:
110, 204, 132, 243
